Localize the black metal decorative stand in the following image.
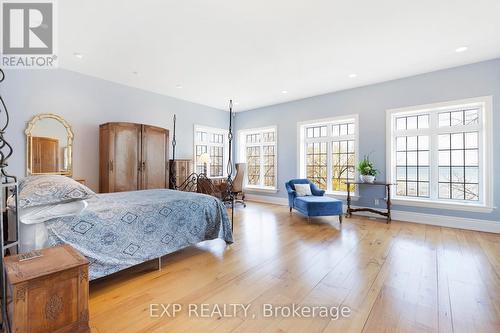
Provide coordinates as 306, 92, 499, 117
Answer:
224, 100, 235, 229
0, 68, 19, 333
173, 101, 236, 230
169, 114, 178, 190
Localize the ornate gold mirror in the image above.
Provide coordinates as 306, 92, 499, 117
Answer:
25, 114, 74, 176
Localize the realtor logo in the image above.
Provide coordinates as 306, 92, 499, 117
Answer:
1, 0, 57, 68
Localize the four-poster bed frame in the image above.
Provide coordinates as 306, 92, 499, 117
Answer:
0, 68, 20, 333
170, 100, 235, 229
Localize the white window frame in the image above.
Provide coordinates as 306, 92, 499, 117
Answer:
297, 115, 359, 196
386, 96, 494, 213
193, 125, 229, 178
238, 126, 278, 192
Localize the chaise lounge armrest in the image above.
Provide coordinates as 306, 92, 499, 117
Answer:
309, 183, 325, 196
285, 183, 296, 196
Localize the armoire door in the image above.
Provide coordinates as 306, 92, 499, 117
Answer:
141, 125, 168, 189
110, 123, 141, 192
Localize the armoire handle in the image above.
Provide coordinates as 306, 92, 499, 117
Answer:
142, 161, 146, 171
109, 160, 113, 172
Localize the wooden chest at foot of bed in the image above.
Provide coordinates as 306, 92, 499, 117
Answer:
4, 244, 90, 333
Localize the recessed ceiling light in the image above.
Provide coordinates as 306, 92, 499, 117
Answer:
455, 46, 468, 53
176, 84, 183, 89
281, 90, 288, 94
348, 73, 357, 78
73, 53, 83, 59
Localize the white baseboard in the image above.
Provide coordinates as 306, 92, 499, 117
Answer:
245, 194, 288, 206
245, 194, 500, 233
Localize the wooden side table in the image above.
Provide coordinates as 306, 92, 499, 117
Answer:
345, 181, 393, 223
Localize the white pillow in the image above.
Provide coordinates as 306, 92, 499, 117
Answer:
18, 200, 88, 225
9, 175, 95, 209
294, 184, 312, 197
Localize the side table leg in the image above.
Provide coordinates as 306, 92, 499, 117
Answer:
386, 184, 392, 223
346, 182, 352, 218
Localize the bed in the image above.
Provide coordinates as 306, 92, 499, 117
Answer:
10, 175, 233, 280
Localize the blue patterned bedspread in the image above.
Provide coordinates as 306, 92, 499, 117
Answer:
45, 189, 233, 280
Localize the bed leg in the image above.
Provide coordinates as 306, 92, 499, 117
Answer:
158, 257, 162, 271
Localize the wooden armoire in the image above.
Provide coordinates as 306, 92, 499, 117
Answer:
99, 122, 169, 193
30, 136, 59, 173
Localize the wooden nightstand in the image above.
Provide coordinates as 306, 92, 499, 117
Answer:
73, 179, 86, 185
4, 245, 90, 333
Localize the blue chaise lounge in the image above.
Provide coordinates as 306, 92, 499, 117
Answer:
285, 179, 343, 223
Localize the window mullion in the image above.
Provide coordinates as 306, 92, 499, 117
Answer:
429, 112, 439, 201
259, 142, 264, 187
478, 118, 485, 205
327, 140, 332, 192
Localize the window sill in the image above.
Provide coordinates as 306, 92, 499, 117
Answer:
391, 198, 495, 213
244, 187, 279, 193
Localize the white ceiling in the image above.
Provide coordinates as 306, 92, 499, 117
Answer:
59, 0, 500, 111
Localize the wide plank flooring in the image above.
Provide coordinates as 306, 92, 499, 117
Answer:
89, 202, 500, 333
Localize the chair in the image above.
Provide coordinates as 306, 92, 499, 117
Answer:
232, 163, 246, 207
212, 163, 246, 207
285, 179, 343, 223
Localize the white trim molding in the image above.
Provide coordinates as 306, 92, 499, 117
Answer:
391, 198, 495, 213
297, 114, 360, 195
245, 193, 288, 206
386, 96, 494, 212
352, 207, 500, 234
244, 187, 279, 194
193, 124, 229, 178
245, 194, 499, 233
238, 125, 278, 192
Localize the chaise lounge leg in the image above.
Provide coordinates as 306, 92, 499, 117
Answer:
289, 207, 292, 213
339, 214, 343, 224
158, 257, 162, 271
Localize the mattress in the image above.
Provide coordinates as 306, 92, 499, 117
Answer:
10, 200, 88, 253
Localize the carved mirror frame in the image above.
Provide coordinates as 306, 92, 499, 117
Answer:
25, 113, 74, 176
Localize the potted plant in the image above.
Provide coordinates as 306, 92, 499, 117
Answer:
357, 155, 378, 183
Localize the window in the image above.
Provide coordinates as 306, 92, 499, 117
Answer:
238, 127, 277, 190
387, 97, 493, 211
298, 116, 358, 194
194, 125, 228, 178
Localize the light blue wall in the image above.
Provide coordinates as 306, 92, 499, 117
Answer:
235, 58, 500, 222
0, 69, 228, 191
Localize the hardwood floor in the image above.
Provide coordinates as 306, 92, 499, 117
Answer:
89, 202, 500, 333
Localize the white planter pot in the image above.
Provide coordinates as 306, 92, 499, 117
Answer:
360, 175, 375, 183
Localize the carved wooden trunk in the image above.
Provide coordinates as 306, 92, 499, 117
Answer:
4, 244, 90, 333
